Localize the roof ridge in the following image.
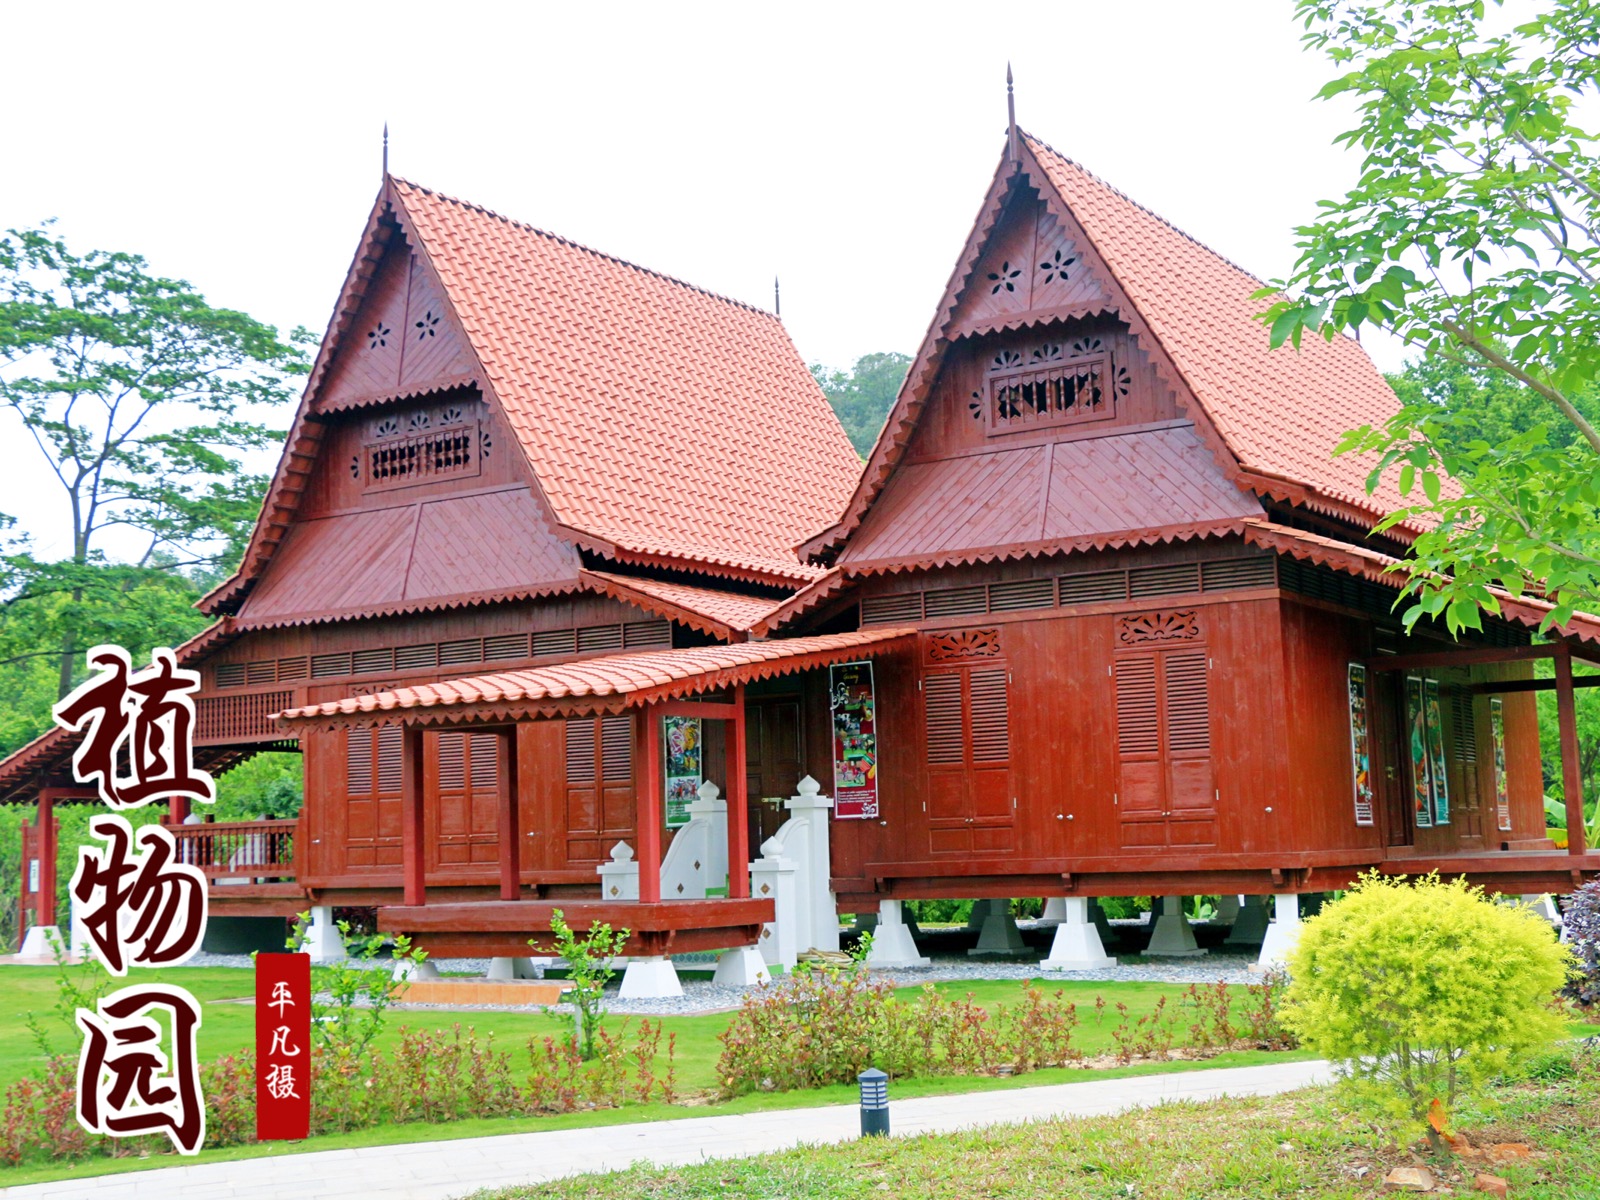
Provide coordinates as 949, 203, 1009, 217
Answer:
1018, 131, 1272, 291
388, 176, 781, 321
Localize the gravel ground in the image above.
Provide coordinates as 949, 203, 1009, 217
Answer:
188, 920, 1266, 1017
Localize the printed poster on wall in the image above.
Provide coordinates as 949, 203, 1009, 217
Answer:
1346, 663, 1375, 826
830, 661, 878, 819
1424, 678, 1450, 824
663, 716, 701, 829
1490, 697, 1512, 832
1406, 675, 1434, 827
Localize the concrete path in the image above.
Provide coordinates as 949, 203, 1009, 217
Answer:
2, 1059, 1333, 1200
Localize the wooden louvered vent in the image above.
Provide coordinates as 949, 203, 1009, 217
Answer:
196, 691, 295, 744
1163, 651, 1211, 753
601, 715, 633, 780
1115, 657, 1160, 755
565, 719, 597, 785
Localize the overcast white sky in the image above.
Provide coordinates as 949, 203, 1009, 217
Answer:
1, 0, 1404, 559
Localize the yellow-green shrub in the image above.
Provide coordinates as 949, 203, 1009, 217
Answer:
1282, 872, 1572, 1141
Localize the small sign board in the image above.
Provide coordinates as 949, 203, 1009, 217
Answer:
256, 953, 311, 1140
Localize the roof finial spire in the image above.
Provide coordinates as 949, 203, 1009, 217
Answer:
774, 275, 781, 318
382, 122, 390, 177
1006, 64, 1019, 164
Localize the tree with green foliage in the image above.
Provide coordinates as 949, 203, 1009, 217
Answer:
534, 910, 630, 1061
1263, 0, 1600, 633
1283, 872, 1572, 1149
0, 224, 312, 709
811, 352, 910, 457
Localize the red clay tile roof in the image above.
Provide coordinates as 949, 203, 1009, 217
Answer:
578, 570, 779, 638
1241, 519, 1600, 647
804, 132, 1413, 565
837, 425, 1264, 574
274, 628, 915, 729
392, 178, 858, 584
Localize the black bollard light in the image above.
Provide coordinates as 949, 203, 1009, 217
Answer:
858, 1067, 889, 1138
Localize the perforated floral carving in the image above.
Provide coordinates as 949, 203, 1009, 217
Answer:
987, 261, 1022, 294
927, 628, 1002, 661
1110, 363, 1132, 397
1039, 249, 1077, 284
373, 417, 401, 439
439, 405, 464, 426
1030, 342, 1063, 363
349, 455, 360, 479
415, 310, 440, 339
1116, 610, 1201, 646
1070, 337, 1104, 358
991, 349, 1023, 372
366, 323, 391, 350
407, 411, 432, 431
969, 389, 984, 420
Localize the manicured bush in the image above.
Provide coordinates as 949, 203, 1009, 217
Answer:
1564, 878, 1600, 1008
1282, 872, 1573, 1146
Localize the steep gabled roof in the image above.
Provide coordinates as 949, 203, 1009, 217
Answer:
802, 132, 1412, 563
207, 175, 857, 614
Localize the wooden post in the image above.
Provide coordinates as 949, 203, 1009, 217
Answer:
18, 817, 31, 938
637, 705, 663, 903
499, 726, 521, 901
1554, 645, 1587, 856
401, 725, 426, 906
37, 790, 56, 928
168, 794, 190, 825
727, 684, 750, 899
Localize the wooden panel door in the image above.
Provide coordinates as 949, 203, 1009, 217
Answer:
1115, 646, 1216, 848
345, 726, 403, 869
563, 715, 635, 865
923, 665, 1014, 856
1372, 673, 1414, 849
430, 731, 500, 872
745, 699, 805, 858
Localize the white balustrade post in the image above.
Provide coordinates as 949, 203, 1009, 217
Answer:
689, 780, 729, 892
596, 841, 640, 901
749, 838, 799, 969
1040, 897, 1117, 970
785, 776, 839, 953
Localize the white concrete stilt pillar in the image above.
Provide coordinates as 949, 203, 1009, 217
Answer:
1210, 894, 1242, 926
965, 899, 991, 932
969, 899, 1029, 956
487, 956, 541, 980
1090, 898, 1115, 945
16, 925, 62, 961
619, 955, 683, 998
1039, 897, 1068, 927
1256, 894, 1304, 970
865, 899, 930, 968
304, 905, 347, 964
1040, 897, 1117, 970
392, 958, 440, 982
1225, 895, 1271, 946
712, 945, 770, 986
1144, 896, 1206, 957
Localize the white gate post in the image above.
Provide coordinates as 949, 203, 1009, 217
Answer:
785, 776, 839, 953
596, 841, 640, 900
750, 839, 799, 969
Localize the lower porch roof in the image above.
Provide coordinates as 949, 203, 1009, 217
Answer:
272, 626, 916, 731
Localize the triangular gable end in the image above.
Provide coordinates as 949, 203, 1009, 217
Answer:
801, 142, 1253, 564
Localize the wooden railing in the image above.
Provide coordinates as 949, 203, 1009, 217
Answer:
169, 819, 298, 881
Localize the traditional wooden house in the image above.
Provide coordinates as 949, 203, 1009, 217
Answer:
7, 122, 1598, 985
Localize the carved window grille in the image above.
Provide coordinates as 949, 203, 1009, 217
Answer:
979, 340, 1124, 434
365, 423, 480, 490
196, 691, 293, 743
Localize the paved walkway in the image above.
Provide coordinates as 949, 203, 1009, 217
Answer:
2, 1060, 1333, 1200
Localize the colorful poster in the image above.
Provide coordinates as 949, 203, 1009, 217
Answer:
1406, 675, 1433, 827
1424, 679, 1450, 824
830, 661, 878, 819
1490, 697, 1512, 832
663, 716, 701, 829
1347, 663, 1374, 826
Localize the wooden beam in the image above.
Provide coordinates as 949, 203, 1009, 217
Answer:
655, 700, 739, 720
498, 727, 520, 902
637, 705, 662, 904
401, 725, 426, 907
1366, 644, 1562, 672
1470, 675, 1600, 695
1555, 646, 1588, 857
727, 684, 750, 900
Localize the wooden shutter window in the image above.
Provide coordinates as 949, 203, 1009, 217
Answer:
346, 730, 374, 795
968, 669, 1010, 763
565, 719, 597, 785
924, 674, 965, 765
375, 726, 403, 795
1163, 651, 1210, 753
1115, 656, 1160, 755
469, 732, 499, 790
437, 732, 467, 791
600, 715, 632, 781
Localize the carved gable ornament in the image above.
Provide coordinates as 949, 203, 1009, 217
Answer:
1116, 610, 1200, 647
926, 628, 1003, 662
949, 199, 1108, 339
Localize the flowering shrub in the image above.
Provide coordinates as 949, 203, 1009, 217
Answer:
0, 1019, 677, 1167
1564, 879, 1600, 1008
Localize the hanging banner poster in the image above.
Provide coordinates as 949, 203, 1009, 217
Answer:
1490, 697, 1512, 832
1406, 675, 1433, 827
663, 716, 701, 829
256, 952, 311, 1140
1346, 663, 1374, 826
830, 661, 878, 819
1424, 679, 1450, 824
